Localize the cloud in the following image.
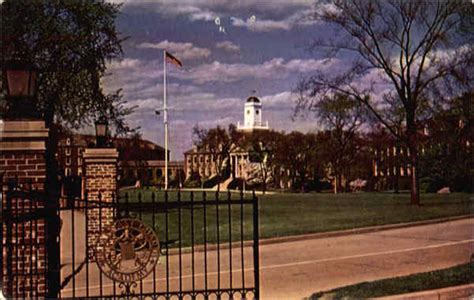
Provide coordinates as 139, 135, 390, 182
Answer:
261, 91, 294, 109
107, 58, 142, 71
230, 16, 291, 32
175, 57, 339, 84
230, 9, 317, 32
119, 1, 317, 32
215, 41, 240, 52
137, 40, 211, 60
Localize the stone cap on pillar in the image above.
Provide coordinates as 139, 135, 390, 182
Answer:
0, 120, 49, 151
83, 148, 119, 163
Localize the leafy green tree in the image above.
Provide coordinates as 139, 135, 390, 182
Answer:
1, 0, 133, 183
297, 1, 473, 204
1, 0, 131, 131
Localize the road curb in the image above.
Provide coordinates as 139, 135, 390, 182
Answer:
375, 283, 474, 299
167, 214, 473, 255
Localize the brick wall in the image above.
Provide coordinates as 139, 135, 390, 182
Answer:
0, 152, 46, 190
1, 121, 49, 298
83, 148, 118, 260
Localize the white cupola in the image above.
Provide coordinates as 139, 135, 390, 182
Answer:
237, 95, 269, 132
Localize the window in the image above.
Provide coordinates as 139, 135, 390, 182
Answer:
65, 148, 71, 156
156, 169, 163, 177
247, 110, 250, 115
78, 169, 82, 176
66, 138, 71, 146
78, 157, 82, 166
66, 158, 71, 166
256, 109, 259, 115
78, 148, 83, 155
65, 168, 71, 176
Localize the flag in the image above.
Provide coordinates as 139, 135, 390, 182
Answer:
165, 51, 182, 67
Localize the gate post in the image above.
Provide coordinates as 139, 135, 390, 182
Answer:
83, 148, 119, 259
0, 120, 49, 298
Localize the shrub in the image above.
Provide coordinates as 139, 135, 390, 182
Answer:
227, 178, 244, 190
420, 176, 444, 193
183, 179, 200, 188
203, 176, 220, 188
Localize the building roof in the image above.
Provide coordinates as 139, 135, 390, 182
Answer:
246, 96, 260, 103
58, 133, 166, 161
118, 160, 184, 168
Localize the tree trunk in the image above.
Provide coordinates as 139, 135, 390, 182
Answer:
393, 162, 400, 194
409, 144, 420, 205
393, 142, 400, 193
337, 174, 343, 193
406, 121, 420, 205
259, 163, 266, 195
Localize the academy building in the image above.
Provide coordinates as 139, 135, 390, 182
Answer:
184, 95, 270, 181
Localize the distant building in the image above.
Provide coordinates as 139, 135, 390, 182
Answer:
184, 145, 218, 179
185, 95, 270, 181
57, 133, 184, 195
371, 114, 471, 191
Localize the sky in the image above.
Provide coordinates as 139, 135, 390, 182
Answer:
101, 0, 346, 160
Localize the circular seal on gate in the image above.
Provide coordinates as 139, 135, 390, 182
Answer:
94, 218, 160, 283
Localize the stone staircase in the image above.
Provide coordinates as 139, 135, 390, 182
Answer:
213, 176, 234, 191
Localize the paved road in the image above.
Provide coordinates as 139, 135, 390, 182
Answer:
259, 218, 473, 299
59, 213, 473, 299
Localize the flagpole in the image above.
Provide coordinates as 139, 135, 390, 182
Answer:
163, 50, 169, 190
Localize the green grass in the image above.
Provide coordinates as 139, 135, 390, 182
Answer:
258, 192, 473, 238
308, 262, 474, 299
118, 188, 473, 247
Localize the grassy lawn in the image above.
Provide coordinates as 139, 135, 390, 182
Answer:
117, 189, 473, 246
258, 192, 473, 238
308, 262, 474, 299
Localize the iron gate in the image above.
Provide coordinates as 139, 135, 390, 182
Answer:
2, 186, 260, 299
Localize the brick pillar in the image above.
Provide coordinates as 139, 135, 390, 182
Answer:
0, 120, 49, 298
83, 148, 118, 259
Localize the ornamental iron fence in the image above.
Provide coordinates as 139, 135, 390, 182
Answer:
2, 183, 260, 299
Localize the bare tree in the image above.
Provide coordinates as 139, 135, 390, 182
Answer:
297, 1, 473, 204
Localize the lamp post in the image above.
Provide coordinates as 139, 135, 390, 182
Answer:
95, 115, 108, 148
2, 61, 39, 119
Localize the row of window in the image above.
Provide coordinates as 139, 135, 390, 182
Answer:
64, 157, 82, 166
64, 147, 84, 156
373, 164, 412, 177
64, 168, 82, 177
187, 155, 217, 164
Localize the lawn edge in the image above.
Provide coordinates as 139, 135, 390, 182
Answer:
257, 214, 474, 246
168, 214, 473, 255
374, 283, 474, 300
